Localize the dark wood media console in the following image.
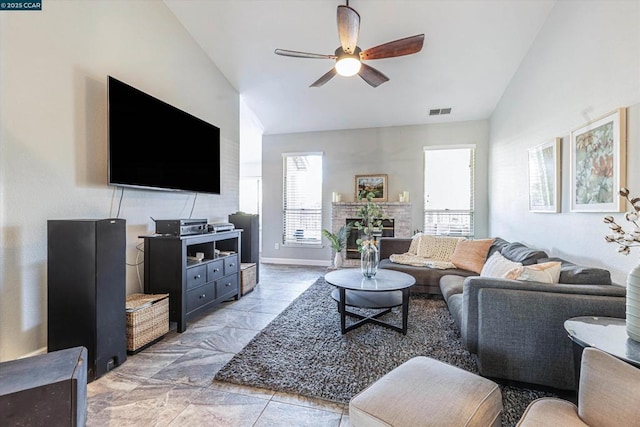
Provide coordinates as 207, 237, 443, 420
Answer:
141, 230, 242, 332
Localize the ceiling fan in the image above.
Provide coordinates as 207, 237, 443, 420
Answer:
274, 1, 424, 88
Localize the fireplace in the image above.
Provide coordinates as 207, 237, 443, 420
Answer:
345, 218, 395, 259
331, 201, 411, 266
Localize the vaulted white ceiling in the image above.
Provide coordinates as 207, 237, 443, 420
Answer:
165, 0, 556, 135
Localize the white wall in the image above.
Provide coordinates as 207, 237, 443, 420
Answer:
489, 0, 640, 285
0, 1, 240, 360
262, 120, 489, 264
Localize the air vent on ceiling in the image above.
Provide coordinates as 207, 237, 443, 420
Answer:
429, 108, 452, 116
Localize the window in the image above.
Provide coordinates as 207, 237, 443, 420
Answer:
282, 153, 323, 246
423, 146, 475, 237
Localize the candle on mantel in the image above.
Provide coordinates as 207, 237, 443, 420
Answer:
403, 191, 410, 202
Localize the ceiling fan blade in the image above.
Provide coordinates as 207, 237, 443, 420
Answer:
274, 49, 337, 59
358, 63, 389, 88
360, 34, 425, 60
337, 5, 360, 54
310, 68, 337, 88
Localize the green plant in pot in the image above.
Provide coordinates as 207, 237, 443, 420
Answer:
322, 222, 353, 268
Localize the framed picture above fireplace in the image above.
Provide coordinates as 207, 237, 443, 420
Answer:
355, 174, 388, 202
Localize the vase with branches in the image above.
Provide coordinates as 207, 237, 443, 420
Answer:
355, 190, 386, 277
603, 187, 640, 342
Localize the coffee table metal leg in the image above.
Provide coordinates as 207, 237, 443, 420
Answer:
402, 288, 410, 335
339, 288, 347, 334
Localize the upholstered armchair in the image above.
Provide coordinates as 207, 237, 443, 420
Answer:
517, 347, 640, 426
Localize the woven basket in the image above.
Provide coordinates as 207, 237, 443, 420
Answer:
126, 293, 169, 353
240, 263, 257, 295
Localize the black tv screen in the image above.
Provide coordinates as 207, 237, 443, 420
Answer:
108, 76, 221, 194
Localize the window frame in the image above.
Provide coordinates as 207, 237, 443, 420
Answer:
281, 152, 324, 247
423, 145, 476, 238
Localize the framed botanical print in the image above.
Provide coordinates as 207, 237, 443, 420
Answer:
355, 174, 388, 202
570, 108, 626, 212
528, 138, 561, 213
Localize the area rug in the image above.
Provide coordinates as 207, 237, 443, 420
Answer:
215, 277, 558, 426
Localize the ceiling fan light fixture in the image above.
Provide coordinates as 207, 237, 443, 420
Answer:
334, 46, 362, 77
335, 57, 361, 76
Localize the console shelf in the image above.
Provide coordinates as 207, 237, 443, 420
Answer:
141, 230, 242, 332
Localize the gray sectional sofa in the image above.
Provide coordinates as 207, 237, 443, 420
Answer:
378, 237, 627, 390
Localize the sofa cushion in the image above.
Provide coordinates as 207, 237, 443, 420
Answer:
450, 239, 495, 274
380, 259, 477, 292
538, 257, 612, 285
488, 237, 510, 259
481, 251, 522, 279
508, 261, 562, 284
501, 242, 548, 265
440, 275, 466, 302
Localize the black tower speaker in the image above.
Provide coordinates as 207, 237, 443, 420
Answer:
47, 219, 127, 381
228, 212, 259, 283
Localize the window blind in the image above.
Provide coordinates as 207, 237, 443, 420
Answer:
423, 146, 475, 237
282, 153, 323, 245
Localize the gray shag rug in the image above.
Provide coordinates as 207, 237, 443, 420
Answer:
215, 277, 558, 426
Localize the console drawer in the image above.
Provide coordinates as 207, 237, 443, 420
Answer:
186, 282, 215, 312
206, 259, 224, 281
224, 255, 239, 274
186, 265, 207, 290
216, 275, 238, 299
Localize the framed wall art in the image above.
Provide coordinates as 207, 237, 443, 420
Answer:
528, 138, 561, 213
570, 108, 626, 212
355, 174, 388, 202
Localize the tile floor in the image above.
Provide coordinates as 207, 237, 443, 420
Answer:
87, 263, 352, 426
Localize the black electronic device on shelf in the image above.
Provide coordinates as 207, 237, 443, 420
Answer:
154, 218, 208, 236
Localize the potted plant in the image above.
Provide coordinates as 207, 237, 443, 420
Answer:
322, 222, 353, 268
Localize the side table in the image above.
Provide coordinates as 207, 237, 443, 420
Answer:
564, 316, 640, 389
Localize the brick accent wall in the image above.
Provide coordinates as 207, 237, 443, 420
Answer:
331, 202, 412, 265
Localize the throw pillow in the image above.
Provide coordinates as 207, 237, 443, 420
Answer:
450, 238, 495, 274
508, 261, 562, 284
416, 235, 464, 261
501, 242, 548, 265
481, 251, 523, 279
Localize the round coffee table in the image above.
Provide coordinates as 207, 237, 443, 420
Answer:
324, 268, 415, 335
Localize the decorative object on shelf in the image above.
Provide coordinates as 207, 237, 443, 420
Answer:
355, 174, 388, 202
528, 138, 561, 213
322, 222, 353, 268
571, 108, 626, 212
403, 191, 410, 202
360, 239, 379, 278
332, 192, 342, 203
355, 191, 386, 277
603, 187, 640, 342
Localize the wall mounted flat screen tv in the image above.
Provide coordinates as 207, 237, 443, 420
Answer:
108, 76, 221, 194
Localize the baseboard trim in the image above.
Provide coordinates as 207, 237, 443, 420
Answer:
261, 257, 330, 267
